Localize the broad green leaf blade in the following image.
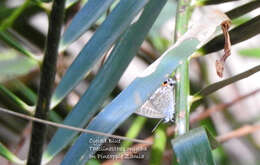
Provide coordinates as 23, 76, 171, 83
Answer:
0, 142, 25, 164
60, 0, 115, 51
195, 65, 260, 97
58, 0, 171, 164
150, 125, 167, 165
171, 127, 216, 165
51, 0, 148, 109
61, 38, 199, 165
42, 0, 154, 163
239, 48, 260, 58
58, 9, 227, 165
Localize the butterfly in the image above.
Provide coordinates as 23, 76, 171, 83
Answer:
135, 78, 176, 131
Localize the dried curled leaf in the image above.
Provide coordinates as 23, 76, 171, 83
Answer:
216, 20, 231, 77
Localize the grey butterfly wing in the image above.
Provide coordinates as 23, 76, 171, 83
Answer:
135, 78, 176, 122
135, 85, 173, 119
160, 87, 175, 122
135, 100, 165, 119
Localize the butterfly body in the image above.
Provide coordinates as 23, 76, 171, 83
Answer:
135, 78, 176, 123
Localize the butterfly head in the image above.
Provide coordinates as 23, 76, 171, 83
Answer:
162, 78, 176, 88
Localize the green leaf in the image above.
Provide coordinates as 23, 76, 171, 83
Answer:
0, 51, 38, 83
55, 1, 173, 164
0, 31, 40, 62
195, 0, 240, 6
120, 116, 147, 150
43, 0, 154, 163
60, 35, 199, 164
39, 0, 52, 2
194, 65, 260, 99
0, 142, 25, 164
200, 15, 260, 55
60, 0, 115, 50
86, 159, 100, 165
238, 48, 260, 58
0, 0, 32, 31
0, 7, 15, 22
55, 7, 226, 164
9, 80, 37, 105
226, 1, 260, 20
43, 6, 225, 164
231, 17, 250, 26
150, 125, 167, 165
171, 127, 216, 165
0, 84, 32, 114
51, 0, 148, 108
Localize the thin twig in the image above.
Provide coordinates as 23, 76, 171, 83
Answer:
190, 88, 260, 123
0, 107, 152, 145
217, 125, 260, 143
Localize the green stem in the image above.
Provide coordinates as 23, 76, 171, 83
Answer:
174, 0, 192, 136
175, 61, 190, 135
26, 0, 65, 164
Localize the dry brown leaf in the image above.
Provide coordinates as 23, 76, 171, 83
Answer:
216, 20, 232, 77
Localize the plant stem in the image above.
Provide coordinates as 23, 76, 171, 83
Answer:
174, 0, 192, 136
26, 0, 65, 164
175, 62, 190, 135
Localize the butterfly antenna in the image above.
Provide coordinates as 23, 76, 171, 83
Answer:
152, 119, 164, 132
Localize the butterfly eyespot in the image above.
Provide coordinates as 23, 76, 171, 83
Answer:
163, 81, 167, 85
169, 83, 174, 86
